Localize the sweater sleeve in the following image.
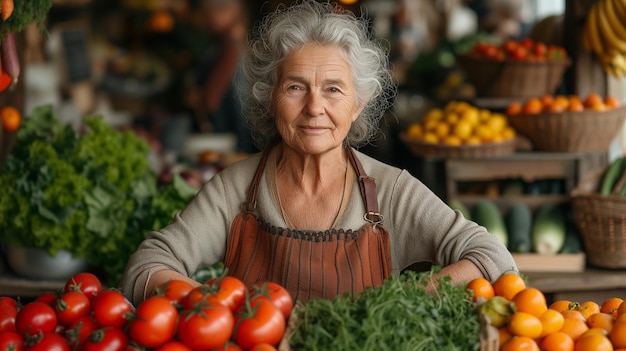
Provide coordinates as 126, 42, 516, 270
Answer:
386, 170, 518, 282
119, 169, 238, 305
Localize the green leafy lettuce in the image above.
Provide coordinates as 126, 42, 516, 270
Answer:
0, 105, 197, 286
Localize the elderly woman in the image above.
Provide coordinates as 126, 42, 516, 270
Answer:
120, 0, 517, 305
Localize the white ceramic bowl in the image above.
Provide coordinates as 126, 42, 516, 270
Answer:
4, 245, 88, 281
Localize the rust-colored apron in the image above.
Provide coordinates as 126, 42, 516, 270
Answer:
223, 145, 391, 302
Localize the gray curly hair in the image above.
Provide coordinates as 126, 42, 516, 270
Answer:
237, 0, 397, 149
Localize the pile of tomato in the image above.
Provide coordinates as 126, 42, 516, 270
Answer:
466, 38, 568, 62
0, 272, 293, 351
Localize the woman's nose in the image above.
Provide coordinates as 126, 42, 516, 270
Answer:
305, 91, 324, 116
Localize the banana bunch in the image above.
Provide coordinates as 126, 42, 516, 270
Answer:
582, 0, 626, 77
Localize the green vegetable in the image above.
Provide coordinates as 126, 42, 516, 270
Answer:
0, 105, 197, 286
0, 0, 52, 41
601, 156, 626, 195
505, 203, 532, 253
471, 200, 508, 247
288, 268, 481, 351
531, 203, 566, 254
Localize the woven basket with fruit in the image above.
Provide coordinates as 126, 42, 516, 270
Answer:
401, 101, 517, 158
458, 38, 570, 98
505, 93, 626, 153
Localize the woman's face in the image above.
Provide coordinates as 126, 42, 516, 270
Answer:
273, 44, 362, 156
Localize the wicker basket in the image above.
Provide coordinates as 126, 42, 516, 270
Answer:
571, 169, 626, 268
507, 106, 626, 153
400, 133, 517, 159
457, 55, 570, 98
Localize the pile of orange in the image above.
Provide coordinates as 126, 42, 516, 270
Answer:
405, 101, 516, 146
467, 273, 626, 351
506, 93, 621, 116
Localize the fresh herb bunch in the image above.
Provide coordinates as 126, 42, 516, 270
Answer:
0, 105, 197, 286
0, 0, 52, 40
289, 268, 481, 351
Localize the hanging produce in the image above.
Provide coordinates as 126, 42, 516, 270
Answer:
582, 0, 626, 77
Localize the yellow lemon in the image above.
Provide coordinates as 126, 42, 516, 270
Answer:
460, 108, 480, 126
444, 112, 460, 125
422, 108, 444, 123
423, 119, 439, 132
434, 122, 451, 139
422, 132, 439, 144
479, 109, 492, 122
465, 136, 482, 145
487, 114, 508, 133
406, 123, 423, 140
502, 126, 516, 140
453, 120, 473, 140
442, 135, 462, 146
475, 125, 495, 142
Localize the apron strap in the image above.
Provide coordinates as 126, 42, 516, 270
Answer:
241, 141, 275, 213
346, 145, 383, 225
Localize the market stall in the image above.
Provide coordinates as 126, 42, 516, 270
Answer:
2, 1, 626, 350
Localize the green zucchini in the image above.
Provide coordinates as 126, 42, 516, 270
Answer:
505, 203, 533, 253
601, 156, 626, 195
471, 199, 508, 246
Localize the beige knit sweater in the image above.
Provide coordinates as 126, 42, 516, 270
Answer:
120, 148, 517, 305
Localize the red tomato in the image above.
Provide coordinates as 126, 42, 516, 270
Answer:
152, 280, 195, 305
233, 299, 285, 350
249, 343, 278, 351
91, 290, 133, 329
0, 331, 23, 351
15, 302, 57, 337
34, 292, 58, 307
248, 282, 293, 320
155, 340, 192, 351
511, 46, 527, 61
0, 298, 17, 310
127, 297, 178, 348
66, 315, 98, 350
0, 303, 17, 333
64, 273, 102, 302
503, 40, 518, 56
82, 327, 128, 351
176, 302, 234, 350
533, 42, 547, 58
55, 291, 91, 326
183, 276, 245, 311
520, 38, 534, 50
24, 332, 69, 351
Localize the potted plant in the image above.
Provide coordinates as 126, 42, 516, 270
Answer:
0, 105, 197, 285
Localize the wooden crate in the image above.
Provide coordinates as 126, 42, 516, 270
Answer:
512, 253, 586, 273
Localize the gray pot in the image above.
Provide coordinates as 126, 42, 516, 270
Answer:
4, 245, 88, 281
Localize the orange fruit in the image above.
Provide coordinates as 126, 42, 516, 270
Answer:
513, 287, 548, 317
560, 317, 590, 341
574, 334, 614, 351
580, 327, 609, 337
568, 98, 585, 112
617, 301, 626, 317
584, 93, 604, 108
149, 10, 175, 32
466, 277, 495, 302
562, 309, 587, 322
506, 102, 522, 116
605, 96, 621, 109
493, 273, 526, 301
541, 331, 574, 351
577, 301, 601, 319
540, 94, 555, 109
523, 98, 543, 114
501, 336, 540, 351
586, 312, 615, 332
508, 312, 543, 339
499, 326, 514, 348
540, 308, 565, 337
610, 321, 626, 348
551, 300, 576, 313
601, 297, 624, 318
0, 105, 20, 132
